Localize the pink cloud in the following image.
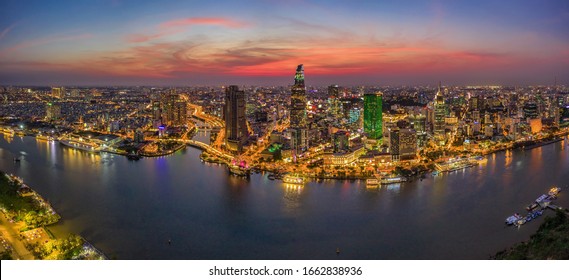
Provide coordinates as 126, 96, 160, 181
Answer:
127, 17, 247, 43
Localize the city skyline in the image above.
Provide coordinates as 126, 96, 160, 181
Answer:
1, 0, 569, 86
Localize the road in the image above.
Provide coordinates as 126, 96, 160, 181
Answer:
0, 213, 34, 260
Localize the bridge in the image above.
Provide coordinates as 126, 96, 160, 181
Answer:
183, 139, 233, 161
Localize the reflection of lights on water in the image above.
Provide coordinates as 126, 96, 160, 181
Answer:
386, 184, 401, 192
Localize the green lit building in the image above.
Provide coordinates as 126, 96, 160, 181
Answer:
363, 91, 383, 141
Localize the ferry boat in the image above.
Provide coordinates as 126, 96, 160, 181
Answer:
59, 139, 101, 153
228, 165, 250, 177
366, 178, 379, 186
381, 176, 407, 185
36, 134, 54, 141
282, 174, 305, 185
505, 213, 521, 225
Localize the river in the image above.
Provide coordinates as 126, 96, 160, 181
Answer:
0, 133, 567, 259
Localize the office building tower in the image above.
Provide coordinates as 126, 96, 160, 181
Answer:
290, 65, 308, 153
363, 92, 383, 140
434, 84, 447, 142
45, 102, 61, 121
224, 85, 249, 153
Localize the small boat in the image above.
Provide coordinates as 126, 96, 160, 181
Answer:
283, 174, 305, 185
516, 218, 526, 226
505, 214, 521, 225
268, 174, 276, 180
526, 203, 539, 211
127, 153, 141, 161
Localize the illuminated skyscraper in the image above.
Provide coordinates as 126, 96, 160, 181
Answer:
224, 85, 249, 153
327, 84, 341, 118
290, 65, 308, 153
162, 93, 187, 126
433, 84, 447, 142
45, 102, 61, 121
51, 87, 63, 99
363, 91, 383, 140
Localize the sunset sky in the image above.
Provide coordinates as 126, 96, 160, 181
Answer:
1, 0, 568, 86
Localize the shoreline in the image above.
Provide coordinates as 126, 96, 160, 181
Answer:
0, 172, 106, 260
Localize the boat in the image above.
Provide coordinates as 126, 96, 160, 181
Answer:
228, 165, 250, 177
282, 174, 305, 185
535, 194, 549, 203
267, 174, 276, 180
505, 214, 521, 225
59, 139, 101, 153
381, 176, 407, 185
127, 153, 141, 161
526, 203, 539, 211
366, 178, 379, 186
548, 186, 561, 197
516, 218, 526, 226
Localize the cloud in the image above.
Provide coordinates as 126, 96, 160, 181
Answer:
0, 33, 93, 55
127, 17, 247, 43
0, 24, 16, 41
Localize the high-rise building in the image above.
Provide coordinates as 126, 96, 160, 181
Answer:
152, 100, 162, 121
363, 92, 383, 140
51, 87, 63, 99
45, 102, 61, 121
290, 65, 308, 153
389, 128, 400, 161
224, 85, 249, 153
433, 84, 447, 142
523, 102, 539, 120
409, 114, 426, 133
162, 94, 187, 126
399, 128, 417, 160
328, 84, 341, 118
332, 131, 350, 153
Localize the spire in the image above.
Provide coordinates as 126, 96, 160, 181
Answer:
294, 64, 304, 86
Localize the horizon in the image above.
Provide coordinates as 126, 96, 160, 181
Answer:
1, 0, 568, 86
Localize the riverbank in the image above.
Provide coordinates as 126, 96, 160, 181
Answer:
494, 209, 569, 259
0, 171, 105, 260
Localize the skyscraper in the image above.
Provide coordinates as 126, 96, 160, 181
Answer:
328, 84, 341, 119
162, 93, 187, 126
290, 65, 308, 153
224, 85, 249, 153
433, 84, 447, 143
51, 87, 62, 99
45, 102, 61, 121
363, 91, 383, 148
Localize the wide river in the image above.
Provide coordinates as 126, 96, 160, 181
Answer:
0, 133, 567, 259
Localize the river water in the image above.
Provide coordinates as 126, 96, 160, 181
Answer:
0, 133, 567, 259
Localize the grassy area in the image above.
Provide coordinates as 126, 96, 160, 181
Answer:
0, 172, 60, 229
26, 234, 84, 260
495, 209, 569, 260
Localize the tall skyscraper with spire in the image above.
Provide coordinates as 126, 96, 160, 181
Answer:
290, 64, 308, 154
433, 82, 447, 144
224, 85, 249, 153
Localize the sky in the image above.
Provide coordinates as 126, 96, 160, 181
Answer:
0, 0, 568, 86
